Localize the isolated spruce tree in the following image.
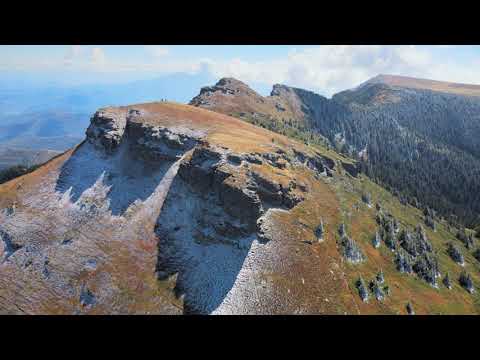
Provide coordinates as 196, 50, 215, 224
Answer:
341, 236, 365, 264
376, 270, 385, 284
369, 279, 385, 301
447, 242, 465, 265
372, 231, 381, 248
425, 215, 436, 231
315, 219, 324, 242
443, 272, 452, 289
362, 192, 372, 206
384, 228, 397, 251
355, 277, 369, 303
473, 248, 480, 263
456, 229, 474, 249
459, 271, 475, 294
406, 302, 415, 315
395, 250, 413, 274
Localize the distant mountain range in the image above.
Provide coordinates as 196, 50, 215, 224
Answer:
0, 71, 218, 164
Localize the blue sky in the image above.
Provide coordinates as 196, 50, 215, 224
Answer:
1, 45, 479, 97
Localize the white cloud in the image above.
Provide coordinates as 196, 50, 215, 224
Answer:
202, 45, 480, 97
90, 47, 107, 67
4, 45, 480, 93
145, 45, 170, 58
204, 45, 448, 96
64, 45, 83, 66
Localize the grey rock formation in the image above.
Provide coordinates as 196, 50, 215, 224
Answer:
86, 108, 127, 154
129, 123, 203, 162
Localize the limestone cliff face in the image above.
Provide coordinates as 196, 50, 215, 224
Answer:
0, 102, 353, 315
86, 108, 128, 154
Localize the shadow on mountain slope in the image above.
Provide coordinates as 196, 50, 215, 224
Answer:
154, 174, 256, 315
55, 142, 173, 216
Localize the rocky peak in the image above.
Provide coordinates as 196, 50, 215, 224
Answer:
86, 106, 206, 160
190, 77, 264, 109
198, 77, 255, 97
270, 84, 292, 97
85, 108, 128, 154
216, 77, 249, 89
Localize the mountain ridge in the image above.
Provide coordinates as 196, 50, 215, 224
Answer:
3, 100, 480, 314
358, 74, 480, 97
190, 75, 480, 227
3, 74, 480, 314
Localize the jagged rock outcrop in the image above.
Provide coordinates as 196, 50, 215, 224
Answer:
86, 108, 128, 153
129, 124, 203, 162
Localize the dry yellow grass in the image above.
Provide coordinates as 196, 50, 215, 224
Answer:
373, 74, 480, 97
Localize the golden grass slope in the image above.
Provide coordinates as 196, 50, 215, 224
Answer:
368, 74, 480, 97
